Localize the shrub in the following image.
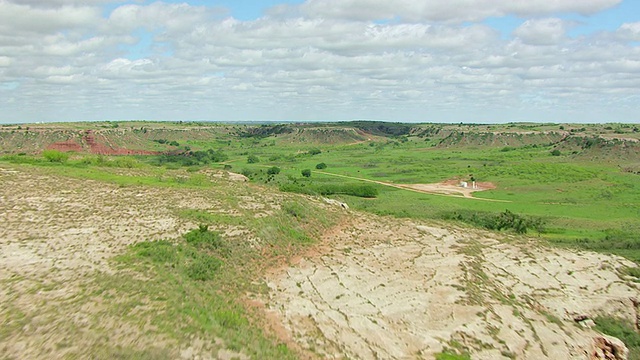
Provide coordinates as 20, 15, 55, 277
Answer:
267, 166, 281, 175
42, 149, 69, 163
111, 157, 139, 168
308, 148, 321, 155
240, 168, 254, 178
186, 254, 222, 281
551, 149, 561, 156
150, 149, 227, 167
301, 169, 311, 177
442, 210, 545, 234
280, 183, 378, 198
247, 155, 259, 163
223, 164, 232, 170
184, 225, 223, 249
316, 162, 327, 169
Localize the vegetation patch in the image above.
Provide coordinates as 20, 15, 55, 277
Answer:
594, 316, 640, 360
549, 228, 640, 262
131, 227, 224, 281
442, 209, 546, 234
149, 149, 228, 167
42, 149, 70, 163
280, 182, 379, 198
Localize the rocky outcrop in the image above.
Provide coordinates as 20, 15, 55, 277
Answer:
591, 335, 628, 360
322, 198, 349, 210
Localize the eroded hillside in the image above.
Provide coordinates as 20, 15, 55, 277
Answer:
266, 215, 640, 359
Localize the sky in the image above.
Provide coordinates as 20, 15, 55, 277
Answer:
0, 0, 639, 124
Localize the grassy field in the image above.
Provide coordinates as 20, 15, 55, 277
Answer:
2, 121, 639, 263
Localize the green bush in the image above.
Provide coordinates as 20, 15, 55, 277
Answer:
184, 225, 223, 249
42, 149, 69, 163
308, 148, 322, 155
316, 162, 327, 169
551, 149, 561, 156
149, 149, 227, 167
186, 254, 222, 281
267, 166, 281, 175
280, 183, 378, 198
301, 169, 311, 177
241, 168, 254, 178
111, 157, 139, 168
247, 155, 259, 163
442, 209, 545, 234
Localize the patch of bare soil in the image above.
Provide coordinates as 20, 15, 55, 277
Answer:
265, 215, 639, 359
0, 166, 256, 359
399, 180, 496, 198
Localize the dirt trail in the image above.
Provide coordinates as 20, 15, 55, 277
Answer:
314, 170, 510, 202
266, 215, 639, 359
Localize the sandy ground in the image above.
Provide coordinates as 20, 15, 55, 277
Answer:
266, 215, 640, 359
399, 180, 496, 198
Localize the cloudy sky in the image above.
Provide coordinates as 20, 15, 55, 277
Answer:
1, 0, 639, 124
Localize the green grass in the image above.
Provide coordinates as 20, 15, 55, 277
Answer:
594, 316, 640, 360
4, 124, 638, 264
435, 352, 471, 360
99, 208, 336, 358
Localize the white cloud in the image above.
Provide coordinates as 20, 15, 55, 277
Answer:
0, 2, 101, 34
513, 18, 568, 45
107, 2, 226, 33
617, 22, 640, 41
298, 0, 621, 23
0, 0, 638, 123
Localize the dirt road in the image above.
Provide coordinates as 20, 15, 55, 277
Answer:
314, 170, 510, 202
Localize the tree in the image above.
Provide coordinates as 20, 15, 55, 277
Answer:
316, 162, 327, 169
301, 169, 311, 177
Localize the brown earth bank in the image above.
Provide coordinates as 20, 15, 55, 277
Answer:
46, 130, 160, 155
264, 214, 640, 359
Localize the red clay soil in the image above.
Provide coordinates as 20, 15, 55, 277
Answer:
47, 130, 159, 156
46, 140, 83, 152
